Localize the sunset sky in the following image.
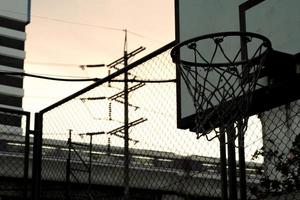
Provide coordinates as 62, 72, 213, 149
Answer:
20, 0, 264, 158
24, 0, 175, 111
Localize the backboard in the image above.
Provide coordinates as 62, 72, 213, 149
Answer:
175, 0, 300, 131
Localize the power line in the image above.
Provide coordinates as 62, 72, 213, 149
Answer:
27, 73, 94, 80
0, 70, 176, 83
112, 79, 176, 83
30, 13, 159, 40
0, 71, 99, 82
25, 61, 83, 67
32, 14, 124, 32
0, 8, 123, 32
0, 8, 159, 41
5, 67, 104, 80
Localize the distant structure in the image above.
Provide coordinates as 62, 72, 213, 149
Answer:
0, 0, 30, 132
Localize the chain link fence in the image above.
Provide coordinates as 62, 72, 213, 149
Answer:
0, 107, 31, 199
29, 42, 300, 200
249, 101, 300, 200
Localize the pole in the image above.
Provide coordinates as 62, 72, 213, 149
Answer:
32, 113, 43, 200
238, 121, 247, 200
88, 134, 93, 194
227, 124, 237, 200
65, 129, 72, 200
220, 127, 228, 200
123, 29, 130, 200
23, 113, 31, 199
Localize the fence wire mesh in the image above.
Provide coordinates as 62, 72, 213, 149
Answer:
0, 108, 31, 199
36, 42, 300, 200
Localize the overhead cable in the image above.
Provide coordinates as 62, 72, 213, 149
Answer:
0, 71, 176, 83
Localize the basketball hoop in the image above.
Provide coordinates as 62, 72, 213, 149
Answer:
171, 32, 272, 140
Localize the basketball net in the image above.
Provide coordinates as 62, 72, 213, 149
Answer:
172, 32, 271, 140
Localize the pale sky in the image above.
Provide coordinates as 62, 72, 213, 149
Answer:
24, 0, 175, 111
21, 0, 264, 159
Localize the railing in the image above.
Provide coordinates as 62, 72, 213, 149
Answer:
0, 133, 262, 179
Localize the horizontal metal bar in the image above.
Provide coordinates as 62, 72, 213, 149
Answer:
0, 106, 30, 116
239, 0, 265, 12
70, 142, 89, 148
70, 167, 89, 173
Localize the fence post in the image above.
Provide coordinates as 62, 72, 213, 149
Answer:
238, 121, 247, 200
23, 112, 31, 199
65, 129, 72, 200
32, 112, 43, 200
227, 124, 237, 200
220, 127, 228, 200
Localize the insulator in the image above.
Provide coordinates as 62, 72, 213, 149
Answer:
109, 102, 112, 120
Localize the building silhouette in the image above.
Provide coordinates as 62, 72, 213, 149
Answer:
0, 0, 30, 133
